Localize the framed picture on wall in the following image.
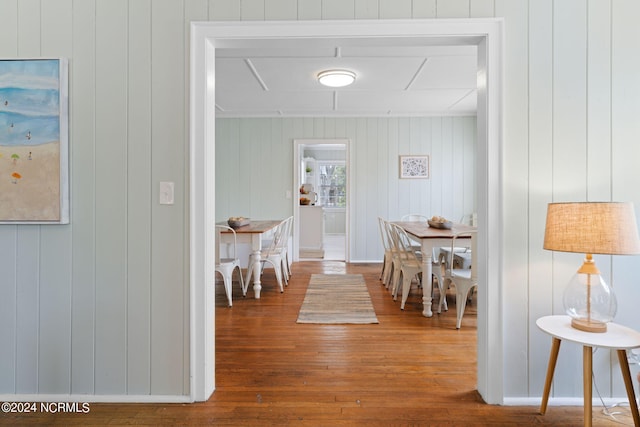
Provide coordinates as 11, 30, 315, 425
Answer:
399, 155, 429, 179
0, 58, 69, 224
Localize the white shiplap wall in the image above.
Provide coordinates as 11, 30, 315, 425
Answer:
1, 0, 639, 405
215, 117, 477, 261
0, 0, 190, 399
216, 117, 476, 261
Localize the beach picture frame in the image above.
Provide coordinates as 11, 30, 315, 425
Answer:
399, 155, 429, 179
0, 58, 69, 224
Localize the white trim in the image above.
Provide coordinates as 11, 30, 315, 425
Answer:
190, 18, 504, 404
189, 25, 215, 402
503, 397, 632, 407
293, 138, 350, 263
0, 394, 192, 403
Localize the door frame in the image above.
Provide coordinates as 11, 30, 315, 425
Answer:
190, 18, 503, 404
293, 138, 350, 262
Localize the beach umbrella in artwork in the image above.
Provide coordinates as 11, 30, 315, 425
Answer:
11, 172, 21, 184
11, 153, 19, 164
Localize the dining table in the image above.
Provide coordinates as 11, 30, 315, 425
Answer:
393, 221, 477, 317
218, 219, 282, 299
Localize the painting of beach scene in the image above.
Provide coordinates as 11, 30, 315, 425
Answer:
0, 58, 69, 223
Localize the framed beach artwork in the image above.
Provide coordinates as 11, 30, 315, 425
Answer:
399, 155, 429, 179
0, 58, 69, 224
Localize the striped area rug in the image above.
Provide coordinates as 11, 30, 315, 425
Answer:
296, 274, 379, 324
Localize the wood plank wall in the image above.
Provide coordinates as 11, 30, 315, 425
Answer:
215, 116, 477, 262
0, 0, 639, 406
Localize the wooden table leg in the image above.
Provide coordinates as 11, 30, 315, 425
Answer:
540, 337, 561, 415
617, 349, 640, 427
583, 346, 592, 427
251, 234, 262, 298
420, 245, 433, 317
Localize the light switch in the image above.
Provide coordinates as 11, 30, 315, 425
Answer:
159, 181, 174, 205
286, 190, 292, 199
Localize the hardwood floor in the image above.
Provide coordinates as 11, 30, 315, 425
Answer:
1, 262, 627, 426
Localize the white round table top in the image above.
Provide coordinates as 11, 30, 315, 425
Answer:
536, 315, 640, 349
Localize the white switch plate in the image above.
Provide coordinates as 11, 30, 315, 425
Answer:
286, 190, 292, 199
159, 181, 174, 205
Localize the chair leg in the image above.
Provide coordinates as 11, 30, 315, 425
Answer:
282, 258, 289, 287
235, 265, 246, 297
435, 277, 448, 314
400, 271, 414, 310
284, 252, 292, 278
224, 274, 233, 306
245, 261, 254, 291
272, 262, 284, 293
261, 258, 284, 293
455, 284, 475, 329
380, 252, 389, 281
384, 265, 392, 289
391, 265, 402, 300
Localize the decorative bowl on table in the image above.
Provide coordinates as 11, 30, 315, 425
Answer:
228, 217, 250, 228
428, 217, 453, 229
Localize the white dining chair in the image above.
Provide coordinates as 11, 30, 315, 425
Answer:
377, 217, 394, 287
401, 213, 429, 222
441, 231, 477, 329
245, 218, 289, 293
258, 216, 293, 284
388, 223, 423, 310
215, 225, 246, 307
280, 216, 294, 281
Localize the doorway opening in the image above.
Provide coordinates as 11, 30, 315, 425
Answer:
190, 19, 503, 404
293, 139, 349, 262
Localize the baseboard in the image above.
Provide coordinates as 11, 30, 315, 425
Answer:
348, 259, 382, 263
300, 248, 324, 258
0, 393, 193, 404
503, 396, 634, 407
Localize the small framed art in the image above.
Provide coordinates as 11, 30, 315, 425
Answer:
399, 155, 429, 179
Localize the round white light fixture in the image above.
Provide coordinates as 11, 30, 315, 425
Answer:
317, 69, 356, 88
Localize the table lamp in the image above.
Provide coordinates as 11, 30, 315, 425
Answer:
543, 202, 640, 333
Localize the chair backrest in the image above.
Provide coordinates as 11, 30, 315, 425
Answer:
215, 224, 238, 263
284, 216, 294, 239
458, 212, 478, 226
263, 218, 289, 257
401, 213, 429, 222
447, 231, 477, 279
389, 223, 420, 263
281, 215, 293, 252
378, 217, 392, 252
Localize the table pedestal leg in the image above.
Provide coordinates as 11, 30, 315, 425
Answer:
245, 234, 263, 299
540, 337, 561, 415
251, 250, 262, 299
584, 346, 592, 427
617, 349, 640, 427
421, 252, 433, 317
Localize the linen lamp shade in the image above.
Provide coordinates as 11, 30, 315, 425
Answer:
543, 202, 640, 332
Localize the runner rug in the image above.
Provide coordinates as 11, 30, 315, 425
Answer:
296, 274, 379, 324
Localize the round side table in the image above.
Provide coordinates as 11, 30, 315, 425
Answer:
537, 315, 640, 427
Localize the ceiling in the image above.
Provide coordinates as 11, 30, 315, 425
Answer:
214, 40, 478, 118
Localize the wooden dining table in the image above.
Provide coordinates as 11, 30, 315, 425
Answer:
393, 221, 477, 317
218, 220, 282, 299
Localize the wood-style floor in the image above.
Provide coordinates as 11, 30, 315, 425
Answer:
1, 262, 627, 426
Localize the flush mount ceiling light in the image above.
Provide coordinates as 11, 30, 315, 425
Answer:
317, 69, 356, 88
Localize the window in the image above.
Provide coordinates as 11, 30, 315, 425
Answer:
318, 161, 346, 208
